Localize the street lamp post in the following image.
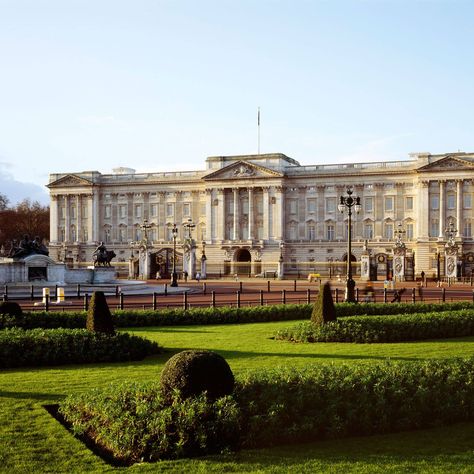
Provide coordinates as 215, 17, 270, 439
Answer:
169, 223, 179, 287
338, 187, 361, 303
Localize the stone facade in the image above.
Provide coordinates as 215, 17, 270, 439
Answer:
47, 152, 474, 280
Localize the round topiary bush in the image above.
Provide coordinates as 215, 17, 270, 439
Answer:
0, 301, 23, 317
160, 350, 235, 401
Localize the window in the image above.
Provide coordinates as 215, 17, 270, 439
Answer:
71, 226, 76, 242
104, 205, 111, 219
326, 198, 336, 213
242, 199, 249, 214
200, 203, 206, 216
289, 199, 298, 215
384, 223, 393, 239
82, 228, 88, 242
151, 204, 158, 217
60, 206, 65, 219
82, 205, 88, 218
183, 203, 191, 217
405, 197, 414, 211
119, 227, 126, 243
71, 206, 76, 219
308, 225, 316, 240
406, 223, 414, 240
384, 196, 394, 212
135, 227, 141, 241
364, 223, 373, 239
431, 195, 439, 210
59, 228, 65, 242
166, 203, 174, 217
364, 197, 373, 212
326, 224, 335, 240
119, 205, 127, 219
307, 199, 316, 213
464, 193, 472, 209
135, 204, 142, 218
464, 220, 472, 238
430, 219, 439, 237
257, 198, 263, 214
150, 228, 157, 241
447, 194, 455, 209
104, 228, 110, 243
289, 225, 297, 240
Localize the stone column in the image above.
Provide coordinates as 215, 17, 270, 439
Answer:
65, 195, 71, 242
233, 188, 239, 240
76, 195, 81, 242
127, 192, 134, 241
50, 195, 59, 243
317, 185, 325, 239
298, 186, 306, 239
158, 192, 166, 240
262, 187, 270, 240
93, 189, 100, 242
275, 186, 285, 241
205, 188, 213, 242
374, 183, 383, 239
87, 194, 94, 243
217, 188, 225, 241
248, 187, 254, 240
417, 180, 429, 238
438, 180, 445, 238
456, 179, 463, 237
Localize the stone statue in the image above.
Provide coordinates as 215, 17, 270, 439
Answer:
93, 242, 116, 267
10, 234, 49, 259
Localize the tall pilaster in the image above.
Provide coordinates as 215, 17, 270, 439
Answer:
158, 192, 166, 240
248, 187, 254, 240
76, 194, 81, 242
262, 186, 270, 240
205, 188, 213, 242
233, 188, 239, 240
439, 180, 445, 238
275, 186, 284, 241
65, 195, 71, 242
456, 179, 463, 237
217, 188, 225, 241
417, 180, 429, 239
87, 193, 94, 243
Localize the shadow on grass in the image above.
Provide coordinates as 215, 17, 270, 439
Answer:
166, 347, 420, 362
0, 390, 65, 401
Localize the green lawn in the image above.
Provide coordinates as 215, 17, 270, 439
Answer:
2, 320, 474, 473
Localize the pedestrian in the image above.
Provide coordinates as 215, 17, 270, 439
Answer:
420, 270, 425, 285
196, 272, 201, 282
184, 271, 188, 282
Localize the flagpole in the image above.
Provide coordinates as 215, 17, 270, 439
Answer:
257, 107, 260, 155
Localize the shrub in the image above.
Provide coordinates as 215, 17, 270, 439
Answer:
86, 291, 114, 334
311, 282, 336, 325
60, 383, 240, 463
160, 350, 235, 401
276, 308, 474, 343
59, 357, 474, 463
0, 301, 23, 317
0, 328, 161, 367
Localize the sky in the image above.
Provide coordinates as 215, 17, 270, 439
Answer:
0, 0, 473, 205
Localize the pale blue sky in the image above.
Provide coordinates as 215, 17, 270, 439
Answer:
0, 0, 473, 204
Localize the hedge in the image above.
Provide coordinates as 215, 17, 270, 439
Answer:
0, 328, 161, 368
2, 301, 473, 330
59, 357, 474, 464
275, 309, 474, 343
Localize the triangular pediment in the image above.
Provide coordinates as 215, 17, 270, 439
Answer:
47, 174, 95, 188
203, 161, 284, 181
417, 155, 474, 172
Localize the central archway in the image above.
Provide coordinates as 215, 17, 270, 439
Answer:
235, 248, 252, 276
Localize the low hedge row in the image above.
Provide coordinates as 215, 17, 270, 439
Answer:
275, 309, 474, 343
59, 357, 474, 463
0, 328, 161, 368
2, 301, 473, 329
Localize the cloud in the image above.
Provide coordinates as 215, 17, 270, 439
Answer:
0, 164, 49, 206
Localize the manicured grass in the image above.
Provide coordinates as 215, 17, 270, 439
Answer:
2, 319, 474, 472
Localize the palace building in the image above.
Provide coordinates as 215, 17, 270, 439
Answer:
47, 151, 474, 280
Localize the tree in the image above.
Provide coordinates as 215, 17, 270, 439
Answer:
0, 198, 49, 251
